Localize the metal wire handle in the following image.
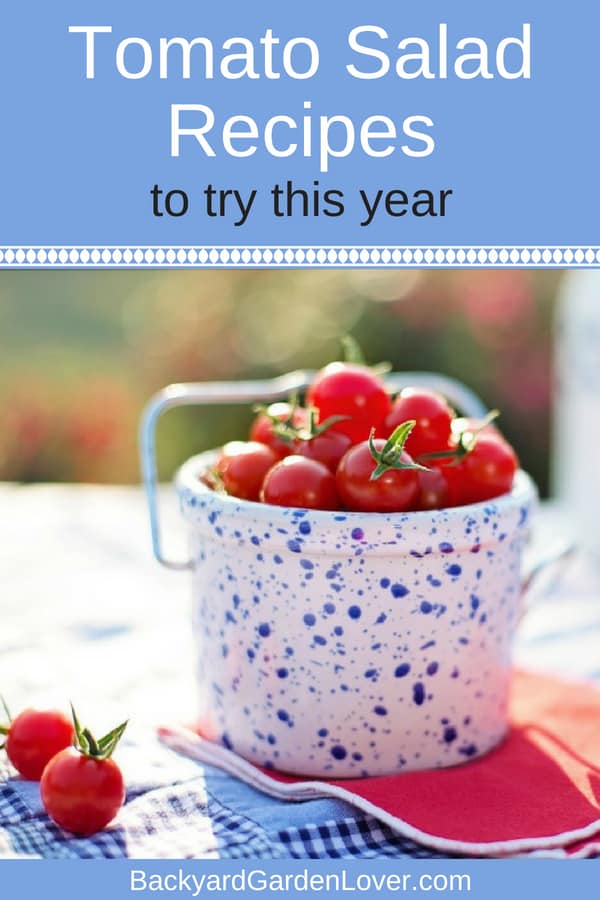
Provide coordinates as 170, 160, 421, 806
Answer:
139, 372, 488, 570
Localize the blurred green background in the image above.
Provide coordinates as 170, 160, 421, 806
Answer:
0, 269, 560, 494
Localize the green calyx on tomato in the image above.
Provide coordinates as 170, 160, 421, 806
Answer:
272, 405, 350, 444
418, 409, 501, 466
255, 391, 350, 447
252, 392, 302, 444
264, 405, 352, 473
368, 421, 431, 481
70, 705, 127, 761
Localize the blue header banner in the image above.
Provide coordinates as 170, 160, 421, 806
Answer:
0, 1, 598, 265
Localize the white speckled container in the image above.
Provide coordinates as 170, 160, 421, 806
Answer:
176, 453, 536, 778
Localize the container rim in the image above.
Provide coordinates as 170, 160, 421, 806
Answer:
176, 450, 537, 524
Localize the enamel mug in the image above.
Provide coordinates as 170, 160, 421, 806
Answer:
141, 373, 536, 777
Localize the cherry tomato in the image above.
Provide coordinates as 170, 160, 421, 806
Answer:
215, 441, 278, 502
336, 439, 419, 513
416, 466, 451, 511
307, 363, 392, 444
261, 456, 339, 510
41, 747, 125, 836
3, 709, 74, 781
249, 403, 308, 459
415, 431, 518, 509
383, 389, 454, 458
459, 433, 519, 504
293, 429, 352, 472
410, 433, 464, 510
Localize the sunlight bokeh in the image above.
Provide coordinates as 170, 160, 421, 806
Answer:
0, 269, 561, 494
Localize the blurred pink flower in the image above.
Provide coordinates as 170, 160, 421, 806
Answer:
3, 386, 53, 461
454, 271, 536, 350
66, 380, 132, 457
495, 349, 552, 414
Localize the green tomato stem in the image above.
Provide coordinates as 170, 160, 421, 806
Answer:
368, 422, 430, 481
71, 703, 128, 761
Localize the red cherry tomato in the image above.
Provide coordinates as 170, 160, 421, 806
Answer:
383, 389, 454, 458
307, 363, 392, 444
261, 456, 339, 510
459, 433, 519, 504
416, 432, 518, 509
416, 466, 451, 511
40, 747, 125, 836
293, 429, 352, 472
249, 403, 308, 459
3, 709, 74, 781
336, 440, 419, 513
215, 441, 278, 502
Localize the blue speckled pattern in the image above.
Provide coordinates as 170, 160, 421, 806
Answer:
177, 452, 537, 778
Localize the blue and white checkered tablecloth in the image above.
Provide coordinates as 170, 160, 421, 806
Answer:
0, 485, 598, 859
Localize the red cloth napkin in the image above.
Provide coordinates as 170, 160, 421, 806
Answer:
159, 670, 600, 857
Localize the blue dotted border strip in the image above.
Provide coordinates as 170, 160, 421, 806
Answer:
0, 247, 599, 267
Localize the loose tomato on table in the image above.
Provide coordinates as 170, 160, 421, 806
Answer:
261, 456, 339, 510
336, 422, 424, 513
1, 700, 75, 781
40, 708, 127, 837
213, 440, 278, 502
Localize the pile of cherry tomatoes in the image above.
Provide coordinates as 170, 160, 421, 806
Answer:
208, 351, 519, 514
